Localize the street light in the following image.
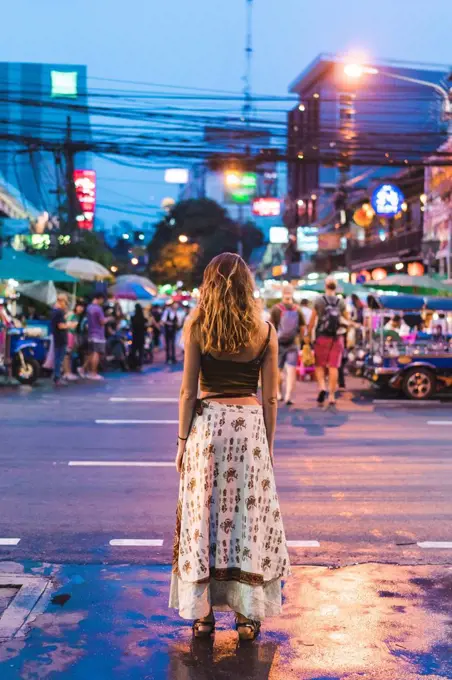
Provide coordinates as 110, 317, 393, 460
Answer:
178, 234, 188, 243
344, 63, 452, 121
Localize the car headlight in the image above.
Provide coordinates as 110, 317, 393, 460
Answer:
373, 354, 382, 365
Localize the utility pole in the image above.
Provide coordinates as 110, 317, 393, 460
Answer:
64, 116, 79, 239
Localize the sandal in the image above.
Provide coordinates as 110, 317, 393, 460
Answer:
192, 610, 215, 638
235, 615, 261, 641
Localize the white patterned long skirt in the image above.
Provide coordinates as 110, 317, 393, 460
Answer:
169, 401, 291, 621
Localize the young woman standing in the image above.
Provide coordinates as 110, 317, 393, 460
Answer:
169, 253, 290, 640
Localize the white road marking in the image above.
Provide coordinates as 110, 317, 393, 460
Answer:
0, 538, 20, 546
95, 419, 178, 424
69, 461, 174, 467
417, 541, 452, 549
428, 421, 452, 426
287, 540, 320, 548
109, 397, 178, 403
109, 539, 163, 547
374, 399, 441, 405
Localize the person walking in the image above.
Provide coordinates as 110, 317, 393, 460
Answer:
130, 303, 147, 370
270, 286, 305, 406
79, 293, 107, 380
50, 293, 72, 386
162, 301, 180, 364
306, 277, 348, 407
170, 253, 290, 641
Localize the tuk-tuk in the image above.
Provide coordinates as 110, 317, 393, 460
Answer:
362, 295, 452, 400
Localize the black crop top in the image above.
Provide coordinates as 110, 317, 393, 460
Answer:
199, 322, 272, 395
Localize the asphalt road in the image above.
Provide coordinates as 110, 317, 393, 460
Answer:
1, 365, 452, 567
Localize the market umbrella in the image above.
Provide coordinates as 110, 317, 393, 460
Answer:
116, 274, 157, 295
0, 248, 77, 283
364, 274, 452, 296
109, 281, 155, 301
50, 257, 112, 281
17, 281, 76, 308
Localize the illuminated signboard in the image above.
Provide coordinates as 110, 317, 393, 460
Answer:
252, 198, 281, 217
51, 71, 78, 97
164, 168, 189, 184
297, 227, 318, 253
224, 171, 257, 204
269, 226, 288, 244
74, 170, 96, 230
371, 184, 405, 217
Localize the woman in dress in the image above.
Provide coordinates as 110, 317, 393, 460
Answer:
170, 252, 290, 640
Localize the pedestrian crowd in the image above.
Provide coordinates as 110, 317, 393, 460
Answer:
46, 293, 189, 386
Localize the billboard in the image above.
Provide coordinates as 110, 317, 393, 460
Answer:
74, 170, 96, 230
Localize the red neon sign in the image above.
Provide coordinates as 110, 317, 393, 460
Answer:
74, 170, 96, 230
252, 197, 281, 217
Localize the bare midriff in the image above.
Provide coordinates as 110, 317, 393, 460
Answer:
200, 391, 260, 406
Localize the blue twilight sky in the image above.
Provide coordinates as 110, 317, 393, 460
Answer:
1, 0, 451, 231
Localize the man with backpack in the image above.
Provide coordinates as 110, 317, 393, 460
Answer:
306, 277, 348, 407
270, 286, 305, 406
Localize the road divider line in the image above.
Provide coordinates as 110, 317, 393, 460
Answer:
287, 540, 320, 548
95, 419, 178, 425
69, 461, 174, 467
0, 538, 20, 546
110, 539, 163, 547
109, 397, 178, 403
427, 421, 452, 426
417, 541, 452, 549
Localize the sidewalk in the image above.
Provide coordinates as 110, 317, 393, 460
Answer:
1, 561, 451, 679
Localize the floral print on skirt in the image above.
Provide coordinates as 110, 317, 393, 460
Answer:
169, 401, 290, 621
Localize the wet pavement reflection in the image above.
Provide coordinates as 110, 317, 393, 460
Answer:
0, 562, 452, 678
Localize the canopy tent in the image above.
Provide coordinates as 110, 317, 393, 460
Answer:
299, 280, 369, 296
0, 248, 77, 283
50, 257, 112, 281
364, 274, 452, 297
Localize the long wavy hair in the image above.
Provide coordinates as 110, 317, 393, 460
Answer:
189, 253, 260, 354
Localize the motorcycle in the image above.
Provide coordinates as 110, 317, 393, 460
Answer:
0, 327, 44, 385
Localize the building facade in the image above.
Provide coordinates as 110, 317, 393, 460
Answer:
0, 62, 91, 219
286, 54, 450, 275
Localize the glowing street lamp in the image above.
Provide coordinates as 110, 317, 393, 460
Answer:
344, 63, 451, 121
178, 234, 188, 243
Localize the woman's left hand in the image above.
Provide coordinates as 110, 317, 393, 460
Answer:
175, 441, 186, 474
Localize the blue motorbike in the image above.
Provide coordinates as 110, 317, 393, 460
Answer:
1, 327, 47, 385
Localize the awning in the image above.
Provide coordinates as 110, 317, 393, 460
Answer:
0, 248, 77, 283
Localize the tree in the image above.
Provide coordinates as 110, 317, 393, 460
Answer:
55, 230, 113, 269
151, 242, 200, 287
240, 220, 265, 262
148, 198, 247, 286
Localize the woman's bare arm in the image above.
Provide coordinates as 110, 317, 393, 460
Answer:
176, 326, 201, 472
261, 324, 279, 461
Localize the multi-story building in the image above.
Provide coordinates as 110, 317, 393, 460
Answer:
0, 62, 91, 221
286, 53, 451, 275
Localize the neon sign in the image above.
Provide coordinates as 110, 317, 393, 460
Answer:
252, 198, 281, 217
74, 170, 96, 230
371, 184, 405, 217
